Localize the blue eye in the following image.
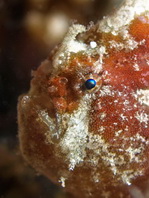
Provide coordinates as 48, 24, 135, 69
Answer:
85, 79, 96, 90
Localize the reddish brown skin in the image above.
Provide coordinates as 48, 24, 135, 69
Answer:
18, 16, 149, 198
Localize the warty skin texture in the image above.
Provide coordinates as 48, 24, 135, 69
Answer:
18, 0, 149, 197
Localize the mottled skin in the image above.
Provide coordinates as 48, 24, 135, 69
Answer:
18, 14, 149, 198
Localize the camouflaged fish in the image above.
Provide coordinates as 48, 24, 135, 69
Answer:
18, 0, 149, 197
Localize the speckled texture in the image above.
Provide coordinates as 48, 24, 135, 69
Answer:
18, 0, 149, 197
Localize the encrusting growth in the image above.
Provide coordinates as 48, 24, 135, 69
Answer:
18, 0, 149, 197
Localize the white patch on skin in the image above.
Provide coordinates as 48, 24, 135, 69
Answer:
126, 145, 146, 163
99, 85, 114, 96
94, 46, 107, 73
90, 41, 97, 48
99, 112, 106, 119
59, 177, 66, 188
21, 96, 31, 106
115, 130, 123, 137
135, 111, 149, 126
121, 170, 143, 186
92, 171, 100, 183
134, 89, 149, 106
53, 24, 87, 71
86, 132, 148, 185
60, 94, 93, 170
146, 59, 149, 65
82, 45, 107, 74
133, 63, 140, 71
97, 126, 106, 134
120, 114, 128, 121
109, 39, 145, 51
37, 110, 68, 146
109, 39, 137, 51
38, 110, 56, 138
124, 133, 149, 164
38, 110, 67, 142
98, 0, 149, 36
66, 40, 87, 53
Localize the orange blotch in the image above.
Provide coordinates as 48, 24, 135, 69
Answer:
129, 16, 149, 43
52, 97, 67, 113
48, 76, 68, 97
68, 53, 99, 72
101, 32, 122, 50
67, 101, 79, 113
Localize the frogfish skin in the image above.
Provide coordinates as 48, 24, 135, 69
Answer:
18, 0, 149, 197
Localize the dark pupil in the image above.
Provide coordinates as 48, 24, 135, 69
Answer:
85, 79, 96, 90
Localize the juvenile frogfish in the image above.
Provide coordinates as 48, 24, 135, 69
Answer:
18, 0, 149, 197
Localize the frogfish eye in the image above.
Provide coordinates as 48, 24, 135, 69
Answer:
85, 79, 96, 90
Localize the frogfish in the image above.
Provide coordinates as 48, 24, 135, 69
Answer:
18, 0, 149, 197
